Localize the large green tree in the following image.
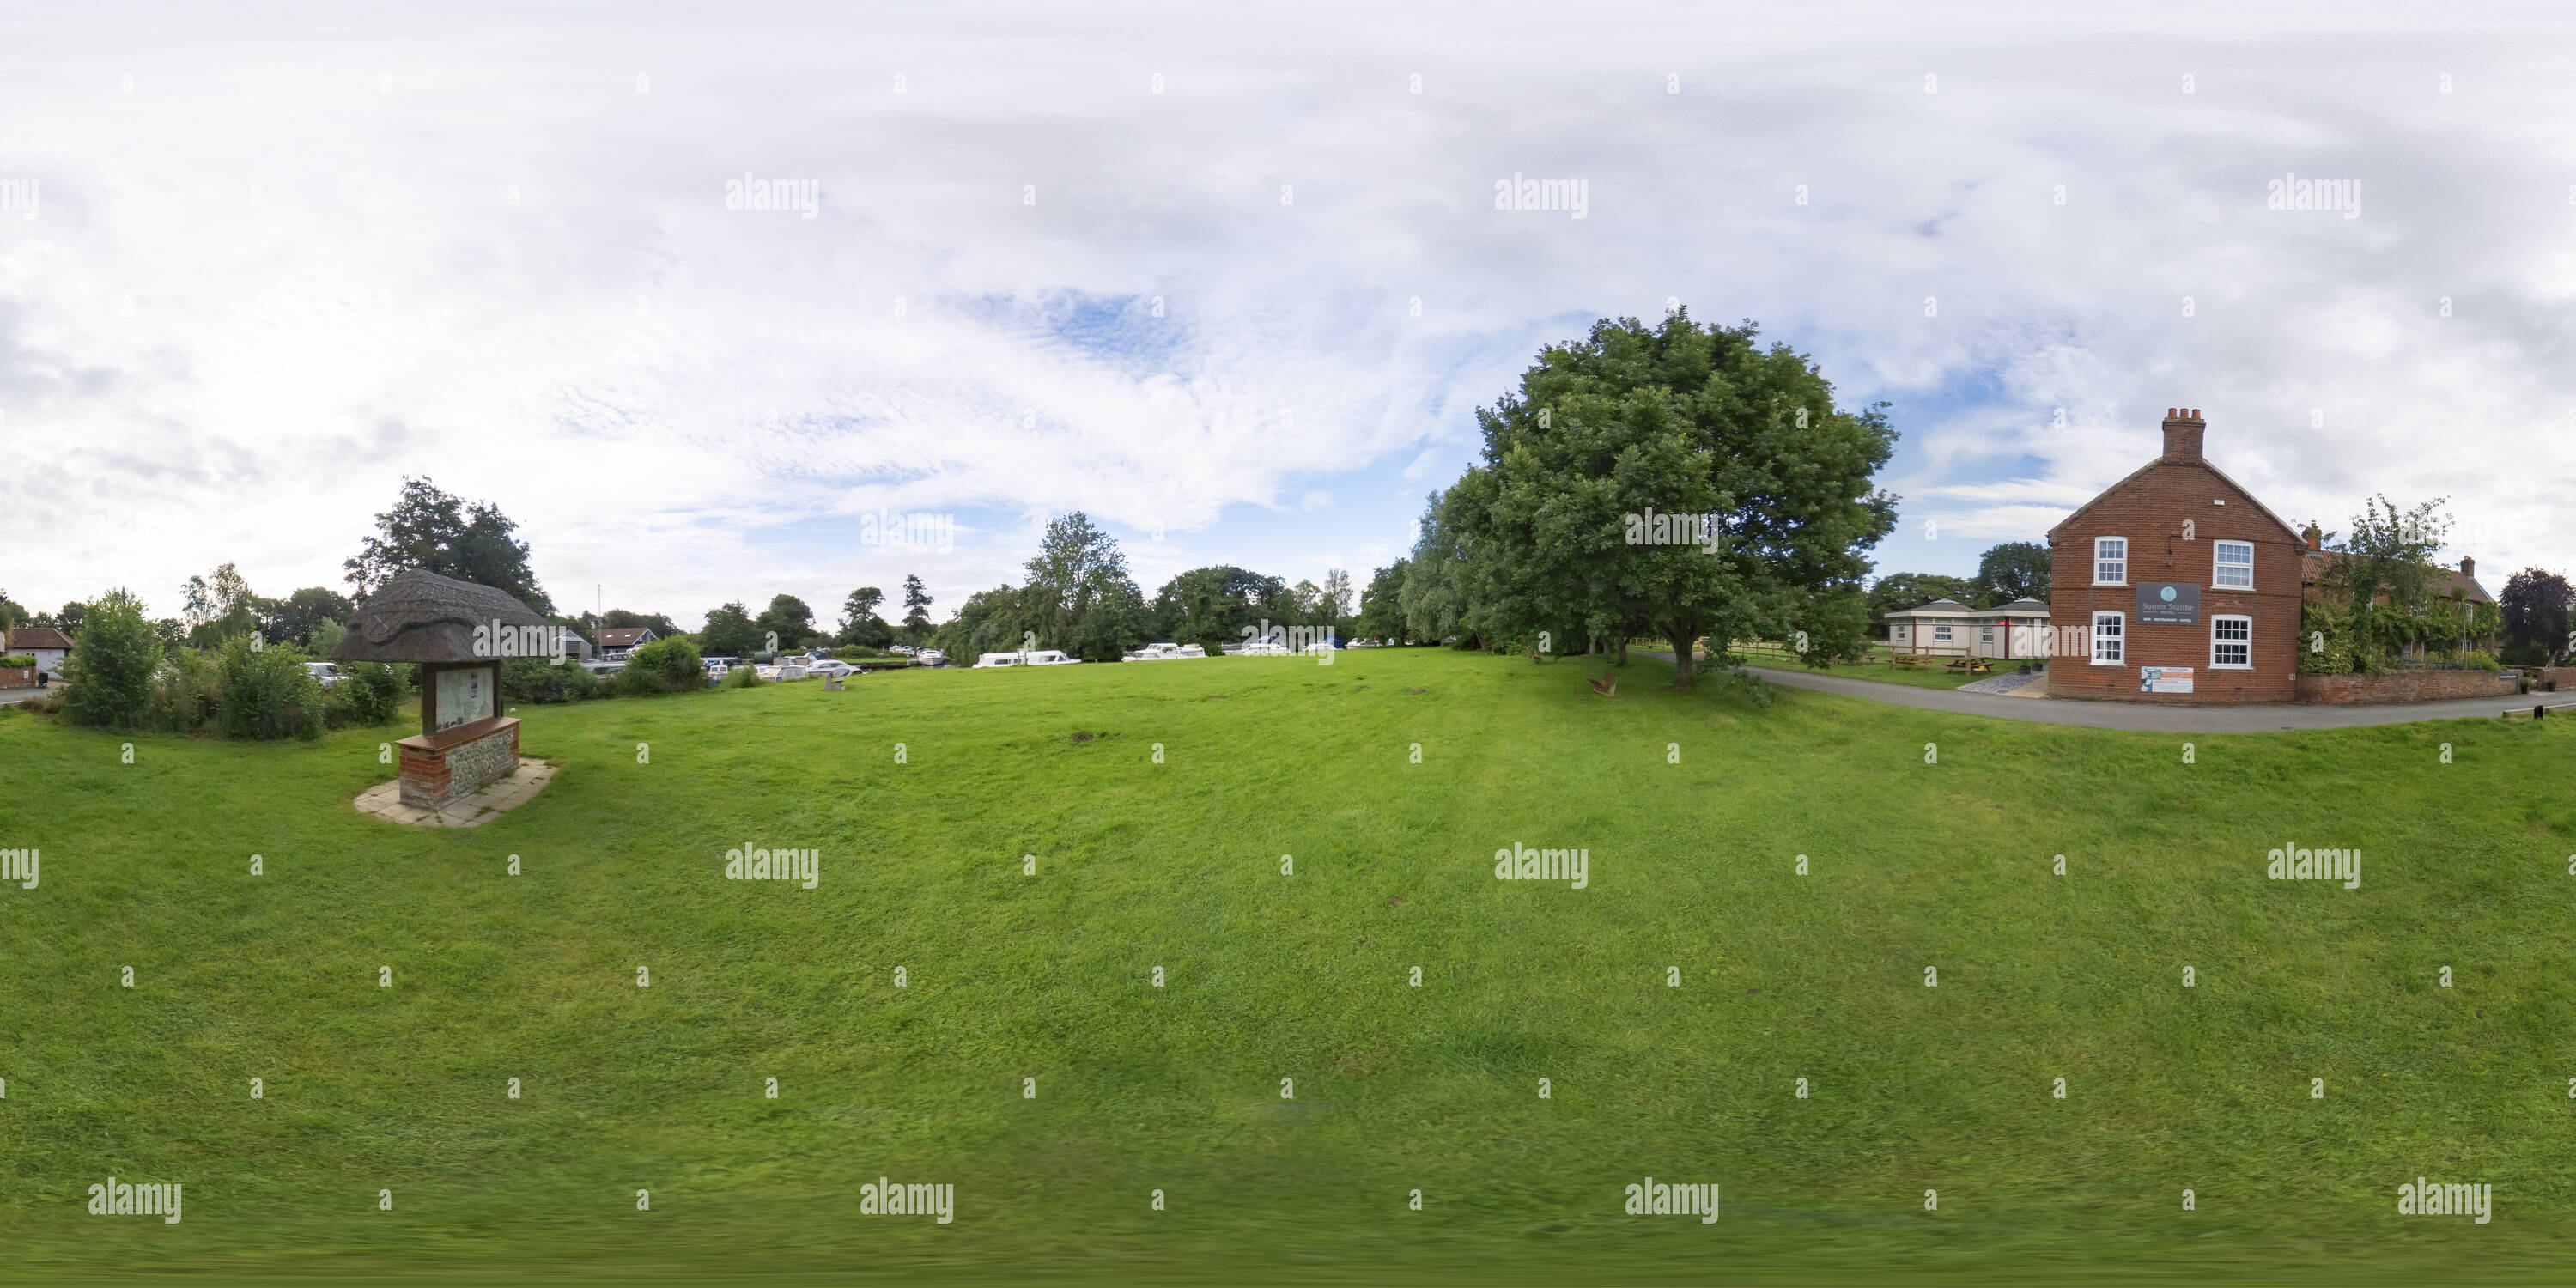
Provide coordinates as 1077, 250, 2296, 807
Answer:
1354, 561, 1410, 642
2500, 568, 2572, 664
344, 477, 551, 612
699, 601, 762, 656
1971, 541, 2050, 606
1864, 572, 1977, 628
1151, 565, 1287, 653
1023, 512, 1145, 659
59, 589, 161, 730
753, 594, 819, 651
1447, 310, 1899, 688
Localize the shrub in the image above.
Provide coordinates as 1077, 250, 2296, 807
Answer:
501, 657, 598, 704
61, 588, 163, 730
149, 647, 222, 733
835, 645, 884, 659
616, 636, 705, 696
722, 662, 766, 689
215, 635, 327, 740
331, 660, 406, 726
0, 654, 33, 669
2464, 650, 2501, 671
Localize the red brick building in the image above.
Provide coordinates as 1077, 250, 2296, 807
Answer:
2045, 409, 2306, 703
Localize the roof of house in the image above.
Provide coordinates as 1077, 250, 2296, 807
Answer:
2300, 552, 2494, 604
5, 626, 75, 652
2047, 456, 2304, 546
1884, 597, 2051, 620
331, 569, 551, 664
597, 627, 656, 646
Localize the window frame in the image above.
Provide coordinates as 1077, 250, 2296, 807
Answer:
2212, 539, 2254, 590
2094, 536, 2129, 586
2091, 611, 2124, 665
1933, 623, 1953, 642
2210, 613, 2253, 670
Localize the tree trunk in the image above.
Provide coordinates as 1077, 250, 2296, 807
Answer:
1671, 636, 1697, 690
1613, 636, 1628, 667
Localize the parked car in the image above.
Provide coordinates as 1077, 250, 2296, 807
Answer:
805, 659, 857, 678
305, 661, 343, 689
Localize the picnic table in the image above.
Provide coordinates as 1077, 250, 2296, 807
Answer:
1942, 657, 1993, 675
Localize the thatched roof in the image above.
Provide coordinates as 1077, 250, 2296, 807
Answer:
332, 569, 551, 664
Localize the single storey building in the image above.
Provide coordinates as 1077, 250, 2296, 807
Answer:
4, 625, 75, 674
1884, 598, 2053, 659
2046, 409, 2306, 703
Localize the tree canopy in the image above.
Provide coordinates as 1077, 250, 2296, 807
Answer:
1421, 309, 1899, 687
344, 477, 550, 612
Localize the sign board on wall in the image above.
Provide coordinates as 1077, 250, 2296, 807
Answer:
2140, 665, 2195, 694
2136, 582, 2200, 624
435, 665, 494, 732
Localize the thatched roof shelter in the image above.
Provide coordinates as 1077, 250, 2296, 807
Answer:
331, 569, 550, 665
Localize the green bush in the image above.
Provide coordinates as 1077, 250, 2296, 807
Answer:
148, 647, 221, 733
834, 645, 884, 659
501, 657, 598, 704
331, 660, 406, 726
0, 654, 33, 669
2464, 650, 2501, 671
61, 588, 163, 730
615, 636, 705, 696
722, 661, 766, 688
216, 636, 327, 740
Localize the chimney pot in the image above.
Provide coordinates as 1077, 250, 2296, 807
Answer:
2461, 556, 2476, 578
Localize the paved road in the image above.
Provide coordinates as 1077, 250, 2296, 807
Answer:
0, 687, 54, 706
1637, 653, 2566, 733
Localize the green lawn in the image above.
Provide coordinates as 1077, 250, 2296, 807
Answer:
4, 649, 2574, 1284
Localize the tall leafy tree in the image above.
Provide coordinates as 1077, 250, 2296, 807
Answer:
59, 589, 161, 729
599, 608, 680, 637
1451, 310, 1898, 688
900, 574, 933, 637
1151, 566, 1285, 652
344, 477, 550, 612
263, 586, 355, 646
699, 601, 762, 656
1970, 541, 2050, 606
754, 594, 819, 650
2500, 568, 2573, 663
1318, 568, 1354, 634
1355, 561, 1410, 641
1865, 572, 1978, 627
2326, 495, 2451, 663
1023, 512, 1144, 656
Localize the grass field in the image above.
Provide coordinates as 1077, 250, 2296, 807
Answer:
4, 648, 2575, 1285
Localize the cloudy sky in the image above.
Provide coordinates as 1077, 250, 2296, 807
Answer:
5, 1, 2573, 629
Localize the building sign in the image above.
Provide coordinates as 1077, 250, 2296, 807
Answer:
2136, 581, 2200, 624
2140, 665, 2195, 694
435, 666, 494, 732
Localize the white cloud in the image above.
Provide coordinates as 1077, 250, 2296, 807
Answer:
3, 3, 2573, 624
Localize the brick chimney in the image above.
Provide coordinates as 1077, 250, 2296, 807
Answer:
2302, 523, 2322, 552
2460, 556, 2476, 579
2160, 407, 2205, 462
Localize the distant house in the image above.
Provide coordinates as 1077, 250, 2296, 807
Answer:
596, 627, 656, 657
2299, 533, 2499, 653
4, 625, 74, 674
1883, 598, 2053, 659
556, 629, 596, 662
